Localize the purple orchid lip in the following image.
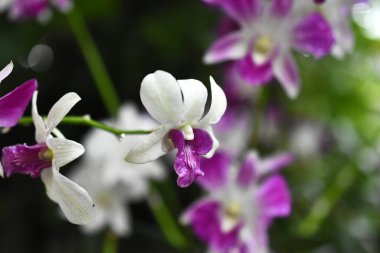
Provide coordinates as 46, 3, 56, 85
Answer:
168, 128, 213, 187
2, 143, 52, 178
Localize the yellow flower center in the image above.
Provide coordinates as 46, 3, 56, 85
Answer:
252, 35, 274, 64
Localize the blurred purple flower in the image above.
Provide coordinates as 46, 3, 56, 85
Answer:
2, 0, 72, 21
202, 0, 335, 99
295, 0, 368, 58
182, 151, 293, 253
0, 62, 37, 128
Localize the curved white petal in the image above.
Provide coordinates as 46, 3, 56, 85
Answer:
203, 126, 219, 159
32, 91, 48, 143
178, 79, 208, 123
47, 138, 85, 168
125, 127, 169, 164
140, 71, 184, 125
273, 53, 300, 99
45, 92, 81, 134
198, 77, 227, 126
0, 162, 4, 178
0, 61, 13, 84
41, 167, 96, 225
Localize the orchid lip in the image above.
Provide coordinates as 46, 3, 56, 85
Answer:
168, 128, 213, 187
2, 143, 52, 178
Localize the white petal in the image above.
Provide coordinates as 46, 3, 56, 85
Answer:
273, 53, 300, 99
178, 79, 208, 123
0, 61, 13, 84
45, 92, 81, 134
198, 77, 227, 126
140, 71, 184, 125
109, 203, 131, 236
0, 162, 4, 178
47, 138, 85, 168
203, 126, 219, 159
41, 167, 95, 225
125, 127, 168, 164
32, 91, 48, 143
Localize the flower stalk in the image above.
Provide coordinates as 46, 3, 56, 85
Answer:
66, 7, 120, 116
18, 116, 152, 136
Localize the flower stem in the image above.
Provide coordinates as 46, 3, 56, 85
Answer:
102, 232, 118, 253
148, 184, 188, 251
18, 116, 152, 136
66, 7, 120, 116
297, 163, 358, 237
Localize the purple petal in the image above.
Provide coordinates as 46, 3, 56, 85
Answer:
260, 153, 293, 175
189, 128, 213, 155
182, 200, 222, 243
292, 12, 335, 58
258, 175, 291, 222
174, 145, 203, 187
273, 53, 300, 99
204, 32, 248, 64
197, 151, 231, 190
11, 0, 49, 19
2, 143, 51, 178
168, 129, 185, 151
212, 225, 242, 252
182, 199, 242, 252
237, 54, 274, 85
0, 79, 37, 127
271, 0, 292, 17
236, 152, 258, 188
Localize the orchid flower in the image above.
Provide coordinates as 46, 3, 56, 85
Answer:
182, 151, 293, 253
203, 0, 335, 99
296, 0, 368, 59
0, 0, 72, 21
0, 62, 37, 128
125, 70, 227, 187
1, 91, 95, 225
71, 104, 165, 236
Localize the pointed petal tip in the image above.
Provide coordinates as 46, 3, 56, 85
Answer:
0, 61, 14, 83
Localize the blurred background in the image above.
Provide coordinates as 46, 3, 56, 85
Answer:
1, 0, 380, 252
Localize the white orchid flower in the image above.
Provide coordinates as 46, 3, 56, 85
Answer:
125, 70, 227, 187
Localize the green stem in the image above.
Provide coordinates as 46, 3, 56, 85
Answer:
297, 163, 358, 237
250, 89, 267, 147
18, 116, 152, 136
66, 7, 120, 116
102, 232, 118, 253
148, 184, 188, 251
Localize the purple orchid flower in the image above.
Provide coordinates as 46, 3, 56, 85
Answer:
0, 62, 37, 128
202, 0, 335, 99
182, 151, 293, 253
295, 0, 368, 59
1, 0, 72, 21
125, 71, 227, 188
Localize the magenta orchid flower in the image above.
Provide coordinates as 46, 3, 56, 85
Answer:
182, 151, 293, 253
125, 70, 227, 187
296, 0, 368, 59
203, 0, 335, 99
0, 62, 37, 128
1, 91, 95, 225
0, 0, 72, 21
